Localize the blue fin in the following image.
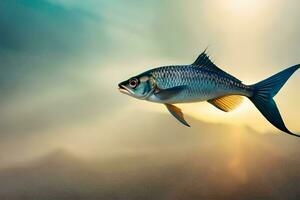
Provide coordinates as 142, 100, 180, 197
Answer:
155, 85, 187, 100
250, 64, 300, 137
165, 104, 190, 127
192, 50, 241, 83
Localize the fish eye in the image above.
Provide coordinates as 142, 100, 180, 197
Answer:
129, 78, 139, 88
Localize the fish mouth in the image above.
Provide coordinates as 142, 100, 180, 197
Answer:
118, 84, 130, 95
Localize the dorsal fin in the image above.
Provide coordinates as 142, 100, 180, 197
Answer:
192, 51, 241, 83
208, 95, 244, 112
193, 49, 216, 67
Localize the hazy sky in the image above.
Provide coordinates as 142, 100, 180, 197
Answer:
0, 0, 299, 166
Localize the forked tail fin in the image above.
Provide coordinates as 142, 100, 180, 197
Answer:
249, 65, 300, 137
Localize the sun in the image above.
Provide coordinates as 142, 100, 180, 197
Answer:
222, 0, 268, 16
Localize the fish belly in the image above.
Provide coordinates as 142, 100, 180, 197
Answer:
164, 83, 230, 103
148, 80, 237, 104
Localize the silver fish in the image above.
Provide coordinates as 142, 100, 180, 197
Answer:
118, 51, 300, 137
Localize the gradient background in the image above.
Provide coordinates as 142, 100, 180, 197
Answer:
0, 0, 299, 199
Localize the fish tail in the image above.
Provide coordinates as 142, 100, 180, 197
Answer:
249, 64, 300, 137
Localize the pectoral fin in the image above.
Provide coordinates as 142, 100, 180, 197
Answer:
165, 104, 190, 127
155, 85, 187, 100
208, 95, 243, 112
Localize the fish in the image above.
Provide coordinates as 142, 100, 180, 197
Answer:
118, 51, 300, 137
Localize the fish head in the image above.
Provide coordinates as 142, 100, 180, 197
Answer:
118, 73, 155, 100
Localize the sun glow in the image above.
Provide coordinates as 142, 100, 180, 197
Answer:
140, 97, 280, 134
181, 99, 271, 134
218, 0, 273, 17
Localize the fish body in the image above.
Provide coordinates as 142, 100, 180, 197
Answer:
118, 51, 300, 137
146, 65, 252, 104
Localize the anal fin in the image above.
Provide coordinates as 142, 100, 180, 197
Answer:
165, 104, 190, 127
208, 95, 243, 112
